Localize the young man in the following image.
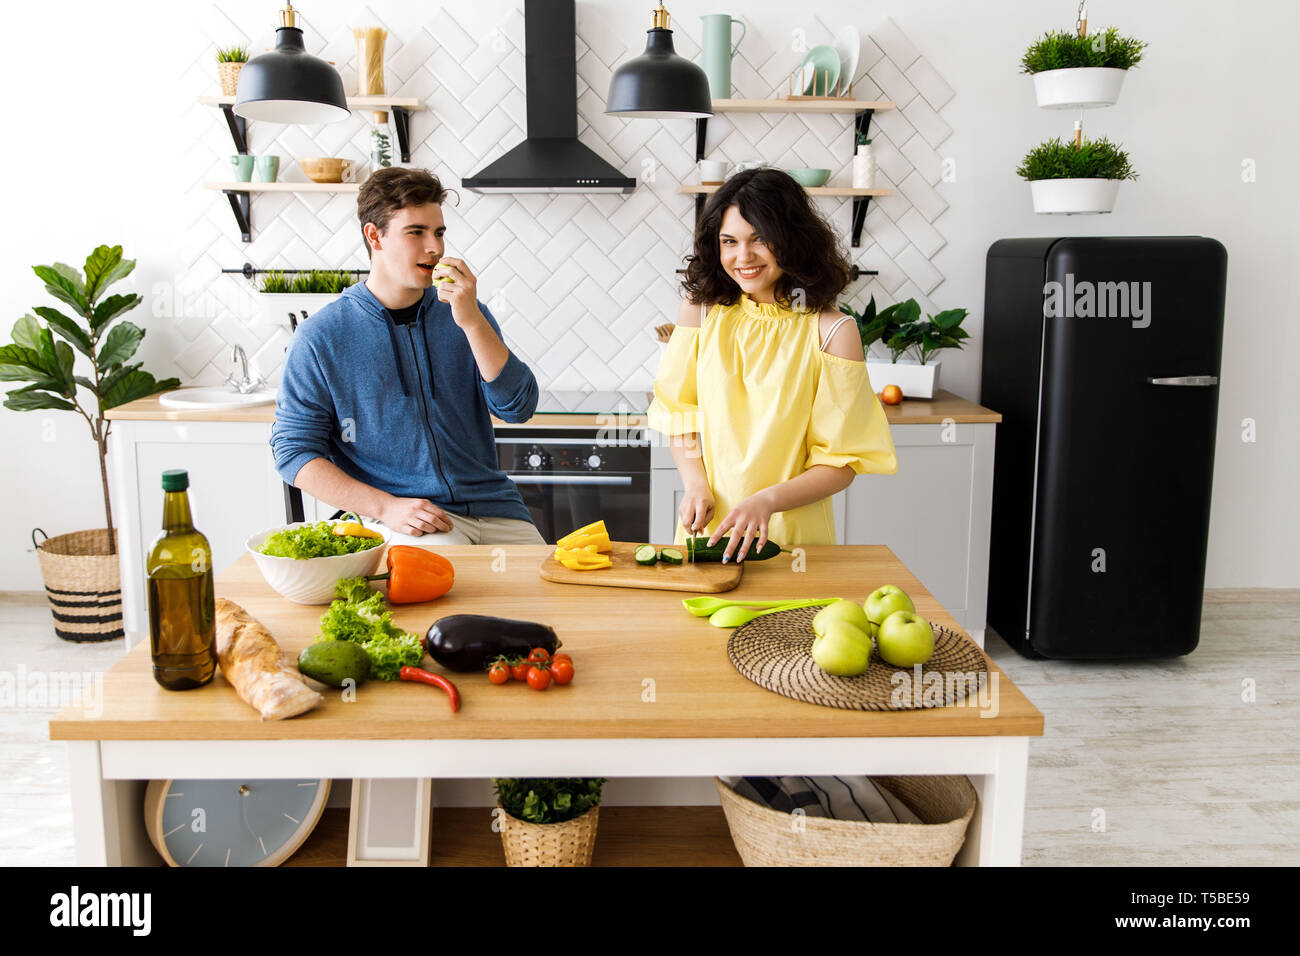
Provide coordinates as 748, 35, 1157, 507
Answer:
270, 167, 545, 544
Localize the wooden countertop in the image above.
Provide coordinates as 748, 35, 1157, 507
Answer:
105, 389, 999, 426
50, 545, 1041, 741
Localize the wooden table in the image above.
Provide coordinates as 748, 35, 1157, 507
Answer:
51, 545, 1043, 866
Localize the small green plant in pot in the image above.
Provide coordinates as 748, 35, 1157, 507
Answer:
1022, 26, 1148, 109
216, 45, 248, 97
492, 777, 604, 867
1018, 136, 1137, 214
838, 295, 969, 399
2, 246, 180, 639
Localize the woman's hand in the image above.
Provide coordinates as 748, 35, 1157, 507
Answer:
678, 481, 715, 537
708, 488, 778, 562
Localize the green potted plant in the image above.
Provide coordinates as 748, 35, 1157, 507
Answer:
1, 246, 180, 641
492, 777, 604, 867
257, 269, 360, 325
1021, 26, 1147, 109
838, 296, 970, 398
1017, 135, 1137, 214
216, 44, 248, 97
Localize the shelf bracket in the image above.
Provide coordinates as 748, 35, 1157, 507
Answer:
392, 106, 413, 163
219, 104, 249, 155
851, 197, 873, 249
223, 190, 252, 242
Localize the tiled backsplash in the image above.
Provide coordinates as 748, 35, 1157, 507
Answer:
172, 4, 952, 392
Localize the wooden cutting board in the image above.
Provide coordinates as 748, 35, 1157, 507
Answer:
538, 541, 743, 593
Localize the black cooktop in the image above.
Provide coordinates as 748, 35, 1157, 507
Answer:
533, 390, 651, 415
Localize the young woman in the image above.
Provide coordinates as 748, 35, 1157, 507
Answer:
648, 167, 898, 560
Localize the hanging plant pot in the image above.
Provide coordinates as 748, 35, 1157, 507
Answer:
1028, 178, 1122, 215
866, 359, 940, 399
257, 292, 342, 328
218, 61, 244, 97
1032, 66, 1127, 109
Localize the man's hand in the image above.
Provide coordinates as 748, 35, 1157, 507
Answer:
377, 495, 456, 536
433, 257, 481, 327
708, 487, 778, 563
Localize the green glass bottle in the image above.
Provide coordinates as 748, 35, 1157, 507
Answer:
147, 470, 216, 690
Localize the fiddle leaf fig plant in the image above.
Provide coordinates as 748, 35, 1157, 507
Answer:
1, 245, 180, 554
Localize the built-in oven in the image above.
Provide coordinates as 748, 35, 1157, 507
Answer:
496, 426, 651, 544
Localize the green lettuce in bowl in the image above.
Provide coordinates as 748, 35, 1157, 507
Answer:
258, 518, 383, 558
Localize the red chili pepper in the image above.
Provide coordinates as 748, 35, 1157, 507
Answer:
399, 666, 461, 713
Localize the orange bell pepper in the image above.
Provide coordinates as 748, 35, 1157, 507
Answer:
366, 545, 454, 603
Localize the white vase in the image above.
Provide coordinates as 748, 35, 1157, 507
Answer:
1028, 178, 1122, 214
1031, 67, 1128, 109
852, 144, 876, 189
866, 359, 939, 399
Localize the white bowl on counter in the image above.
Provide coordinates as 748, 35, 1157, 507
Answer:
245, 522, 387, 605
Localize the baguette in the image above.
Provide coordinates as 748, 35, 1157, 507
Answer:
214, 598, 322, 720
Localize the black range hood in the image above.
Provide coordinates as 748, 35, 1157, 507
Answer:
461, 0, 636, 194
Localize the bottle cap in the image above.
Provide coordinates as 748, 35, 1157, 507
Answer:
161, 469, 189, 491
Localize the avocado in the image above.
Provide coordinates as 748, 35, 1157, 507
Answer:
298, 640, 371, 687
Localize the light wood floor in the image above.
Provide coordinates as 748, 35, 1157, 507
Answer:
2, 591, 1296, 866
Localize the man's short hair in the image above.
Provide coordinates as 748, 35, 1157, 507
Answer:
357, 167, 449, 258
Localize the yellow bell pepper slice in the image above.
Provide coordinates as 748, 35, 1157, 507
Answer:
333, 521, 383, 539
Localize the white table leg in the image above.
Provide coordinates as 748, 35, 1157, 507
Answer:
67, 741, 157, 866
956, 736, 1029, 866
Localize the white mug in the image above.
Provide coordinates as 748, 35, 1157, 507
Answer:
699, 159, 728, 184
737, 160, 761, 172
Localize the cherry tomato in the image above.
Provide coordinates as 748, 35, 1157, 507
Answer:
550, 659, 575, 685
510, 660, 531, 682
551, 653, 573, 666
488, 661, 510, 685
526, 647, 551, 663
526, 665, 552, 691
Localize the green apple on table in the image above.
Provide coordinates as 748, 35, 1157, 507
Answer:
876, 610, 935, 667
810, 620, 871, 676
865, 585, 915, 628
812, 599, 873, 638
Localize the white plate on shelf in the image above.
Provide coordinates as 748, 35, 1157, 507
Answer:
833, 25, 861, 96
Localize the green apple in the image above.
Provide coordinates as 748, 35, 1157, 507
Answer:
810, 620, 871, 676
812, 599, 873, 639
864, 585, 915, 626
876, 610, 934, 667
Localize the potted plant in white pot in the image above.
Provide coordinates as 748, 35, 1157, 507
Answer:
1017, 135, 1137, 214
492, 777, 604, 867
838, 296, 969, 399
1021, 26, 1147, 109
1, 245, 180, 641
257, 269, 360, 329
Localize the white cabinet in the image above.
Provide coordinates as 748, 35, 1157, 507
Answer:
108, 419, 329, 649
648, 422, 995, 646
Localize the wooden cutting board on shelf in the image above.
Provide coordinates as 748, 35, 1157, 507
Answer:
538, 541, 743, 593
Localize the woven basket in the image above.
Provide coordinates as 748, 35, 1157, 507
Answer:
497, 804, 600, 866
33, 529, 123, 643
715, 775, 976, 866
218, 61, 243, 97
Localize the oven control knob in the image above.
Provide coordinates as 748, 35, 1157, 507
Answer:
528, 453, 543, 468
586, 453, 602, 469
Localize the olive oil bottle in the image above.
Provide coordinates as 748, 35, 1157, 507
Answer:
147, 470, 216, 690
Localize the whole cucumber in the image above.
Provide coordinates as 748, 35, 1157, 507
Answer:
298, 640, 371, 687
687, 536, 782, 562
425, 614, 561, 672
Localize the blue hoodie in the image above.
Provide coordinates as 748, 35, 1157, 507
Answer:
270, 280, 539, 523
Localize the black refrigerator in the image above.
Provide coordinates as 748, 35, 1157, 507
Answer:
980, 237, 1228, 659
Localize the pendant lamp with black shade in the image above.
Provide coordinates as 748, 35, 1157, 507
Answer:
605, 5, 712, 119
234, 2, 349, 124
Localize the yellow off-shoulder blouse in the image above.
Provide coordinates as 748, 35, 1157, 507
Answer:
647, 294, 898, 546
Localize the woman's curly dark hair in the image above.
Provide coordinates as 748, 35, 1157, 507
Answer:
681, 167, 851, 313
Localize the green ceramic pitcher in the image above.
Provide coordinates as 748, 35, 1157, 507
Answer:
701, 14, 745, 100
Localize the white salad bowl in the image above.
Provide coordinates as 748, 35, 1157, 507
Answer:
246, 522, 387, 605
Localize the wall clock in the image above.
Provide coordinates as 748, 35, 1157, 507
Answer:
144, 778, 331, 867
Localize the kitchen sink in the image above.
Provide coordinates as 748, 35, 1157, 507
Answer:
158, 386, 277, 411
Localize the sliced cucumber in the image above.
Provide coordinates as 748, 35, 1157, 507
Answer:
634, 544, 659, 565
659, 547, 684, 566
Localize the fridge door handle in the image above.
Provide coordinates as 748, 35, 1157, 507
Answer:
1146, 375, 1219, 386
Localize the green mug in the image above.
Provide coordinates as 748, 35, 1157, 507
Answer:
230, 154, 254, 181
254, 155, 280, 182
701, 14, 745, 100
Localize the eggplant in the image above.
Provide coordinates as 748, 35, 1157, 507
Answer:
425, 614, 561, 672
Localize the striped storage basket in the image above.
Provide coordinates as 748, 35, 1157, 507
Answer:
33, 529, 124, 642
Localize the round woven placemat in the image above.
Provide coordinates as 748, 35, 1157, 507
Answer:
726, 605, 990, 711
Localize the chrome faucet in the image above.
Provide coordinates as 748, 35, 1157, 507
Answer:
224, 345, 267, 394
